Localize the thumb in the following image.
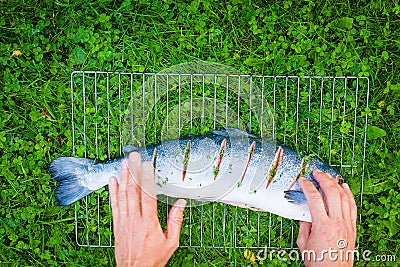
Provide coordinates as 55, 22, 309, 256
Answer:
165, 199, 186, 249
297, 221, 311, 251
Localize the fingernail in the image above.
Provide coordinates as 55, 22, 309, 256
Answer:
109, 176, 117, 185
342, 183, 350, 190
122, 159, 129, 169
175, 199, 187, 210
314, 169, 323, 173
130, 152, 140, 162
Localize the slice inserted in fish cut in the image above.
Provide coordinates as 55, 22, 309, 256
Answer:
214, 138, 227, 180
182, 140, 192, 181
152, 148, 158, 170
240, 141, 256, 183
266, 146, 283, 189
287, 156, 309, 191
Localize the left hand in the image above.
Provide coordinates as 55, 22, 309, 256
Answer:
109, 152, 187, 267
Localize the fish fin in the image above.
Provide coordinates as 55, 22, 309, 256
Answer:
92, 158, 101, 164
211, 127, 257, 138
210, 128, 229, 137
123, 145, 138, 154
284, 190, 307, 205
48, 157, 94, 206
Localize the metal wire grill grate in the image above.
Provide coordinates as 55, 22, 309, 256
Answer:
70, 71, 369, 249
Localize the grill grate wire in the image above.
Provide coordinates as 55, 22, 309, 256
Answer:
70, 72, 369, 249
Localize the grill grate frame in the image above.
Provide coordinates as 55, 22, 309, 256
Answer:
70, 71, 369, 249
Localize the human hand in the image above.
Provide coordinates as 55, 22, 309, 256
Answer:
297, 170, 357, 267
109, 152, 187, 267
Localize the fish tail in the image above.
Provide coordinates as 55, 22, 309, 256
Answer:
48, 157, 94, 206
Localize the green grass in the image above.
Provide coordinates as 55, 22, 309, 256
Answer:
1, 0, 399, 266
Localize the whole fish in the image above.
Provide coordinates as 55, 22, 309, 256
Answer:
48, 128, 341, 222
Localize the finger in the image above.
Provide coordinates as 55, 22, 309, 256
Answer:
342, 183, 357, 235
339, 182, 352, 228
127, 152, 142, 217
117, 158, 129, 217
109, 176, 121, 241
311, 170, 342, 219
109, 176, 119, 219
297, 221, 311, 251
298, 177, 328, 223
141, 161, 158, 222
165, 199, 186, 250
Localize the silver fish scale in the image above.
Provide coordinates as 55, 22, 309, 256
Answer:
70, 69, 369, 249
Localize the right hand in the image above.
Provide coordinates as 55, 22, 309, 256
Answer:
297, 170, 357, 267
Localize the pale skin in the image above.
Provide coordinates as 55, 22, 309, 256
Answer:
109, 153, 357, 266
109, 152, 186, 267
297, 170, 357, 266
